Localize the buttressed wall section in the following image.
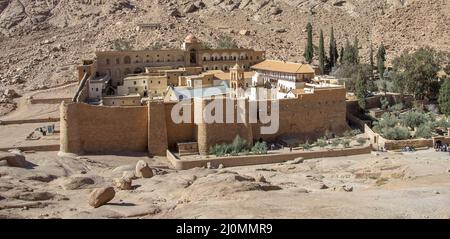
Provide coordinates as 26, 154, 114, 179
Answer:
60, 102, 148, 154
60, 88, 348, 156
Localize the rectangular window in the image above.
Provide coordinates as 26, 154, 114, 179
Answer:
134, 81, 136, 85
96, 88, 99, 92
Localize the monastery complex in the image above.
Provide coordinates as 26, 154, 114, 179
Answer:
61, 35, 348, 157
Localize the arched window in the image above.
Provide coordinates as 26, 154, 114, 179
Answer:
124, 56, 131, 64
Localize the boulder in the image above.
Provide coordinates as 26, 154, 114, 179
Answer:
0, 152, 27, 168
255, 174, 267, 183
122, 170, 136, 180
89, 187, 115, 208
239, 29, 250, 35
60, 176, 95, 190
342, 185, 353, 192
319, 183, 329, 189
195, 1, 206, 9
270, 6, 282, 15
184, 3, 199, 13
114, 176, 132, 190
169, 8, 182, 17
135, 160, 153, 178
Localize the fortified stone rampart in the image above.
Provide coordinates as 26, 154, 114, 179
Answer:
60, 87, 349, 156
60, 102, 148, 154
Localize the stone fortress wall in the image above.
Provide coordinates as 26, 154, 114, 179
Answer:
60, 87, 348, 156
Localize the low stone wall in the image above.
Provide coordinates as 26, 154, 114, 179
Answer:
0, 118, 60, 125
29, 98, 72, 104
0, 144, 60, 152
167, 146, 372, 170
364, 124, 447, 150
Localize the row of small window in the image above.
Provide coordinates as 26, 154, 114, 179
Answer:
202, 65, 250, 71
202, 56, 259, 61
106, 55, 184, 65
133, 81, 161, 85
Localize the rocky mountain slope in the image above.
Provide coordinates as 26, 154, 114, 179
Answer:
0, 0, 449, 114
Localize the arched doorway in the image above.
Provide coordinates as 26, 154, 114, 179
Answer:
190, 49, 197, 65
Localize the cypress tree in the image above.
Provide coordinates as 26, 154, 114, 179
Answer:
318, 30, 325, 74
353, 36, 359, 64
303, 22, 314, 63
339, 46, 344, 65
355, 71, 367, 109
369, 44, 374, 70
377, 43, 386, 80
329, 27, 338, 68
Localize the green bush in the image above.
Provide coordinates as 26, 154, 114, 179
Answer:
331, 138, 341, 147
356, 137, 367, 146
341, 138, 351, 148
400, 111, 430, 129
351, 129, 362, 136
317, 138, 327, 148
209, 135, 248, 156
231, 135, 247, 154
251, 141, 268, 155
383, 126, 410, 140
415, 124, 433, 139
301, 140, 312, 151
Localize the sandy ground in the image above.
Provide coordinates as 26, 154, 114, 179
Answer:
0, 150, 450, 219
1, 85, 450, 219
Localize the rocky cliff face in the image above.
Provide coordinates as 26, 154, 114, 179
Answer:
0, 0, 448, 106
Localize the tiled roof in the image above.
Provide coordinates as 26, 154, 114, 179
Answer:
251, 60, 314, 74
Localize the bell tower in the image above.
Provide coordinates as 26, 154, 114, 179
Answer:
230, 63, 246, 98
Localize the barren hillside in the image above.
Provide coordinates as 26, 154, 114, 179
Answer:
0, 0, 449, 114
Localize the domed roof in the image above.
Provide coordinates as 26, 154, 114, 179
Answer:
184, 34, 198, 43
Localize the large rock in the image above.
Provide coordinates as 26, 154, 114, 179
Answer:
60, 176, 95, 190
135, 160, 153, 178
89, 187, 115, 208
184, 3, 199, 13
168, 8, 182, 17
0, 151, 27, 168
114, 176, 132, 190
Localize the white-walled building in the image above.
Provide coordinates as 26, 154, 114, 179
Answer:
250, 60, 315, 99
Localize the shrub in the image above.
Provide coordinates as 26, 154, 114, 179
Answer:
341, 138, 351, 148
251, 141, 268, 155
380, 97, 389, 110
301, 140, 312, 151
383, 126, 410, 140
351, 129, 362, 136
400, 111, 429, 129
231, 135, 247, 154
356, 137, 367, 146
317, 138, 327, 148
343, 130, 352, 138
415, 124, 433, 139
331, 138, 341, 147
436, 117, 450, 129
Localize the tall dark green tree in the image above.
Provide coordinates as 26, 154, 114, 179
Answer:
439, 77, 450, 116
342, 39, 357, 65
318, 30, 325, 74
329, 27, 338, 68
355, 70, 367, 109
392, 47, 441, 99
377, 43, 386, 80
339, 46, 344, 65
353, 36, 359, 64
369, 44, 374, 70
303, 23, 314, 63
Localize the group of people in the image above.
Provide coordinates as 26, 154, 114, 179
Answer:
435, 142, 449, 154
